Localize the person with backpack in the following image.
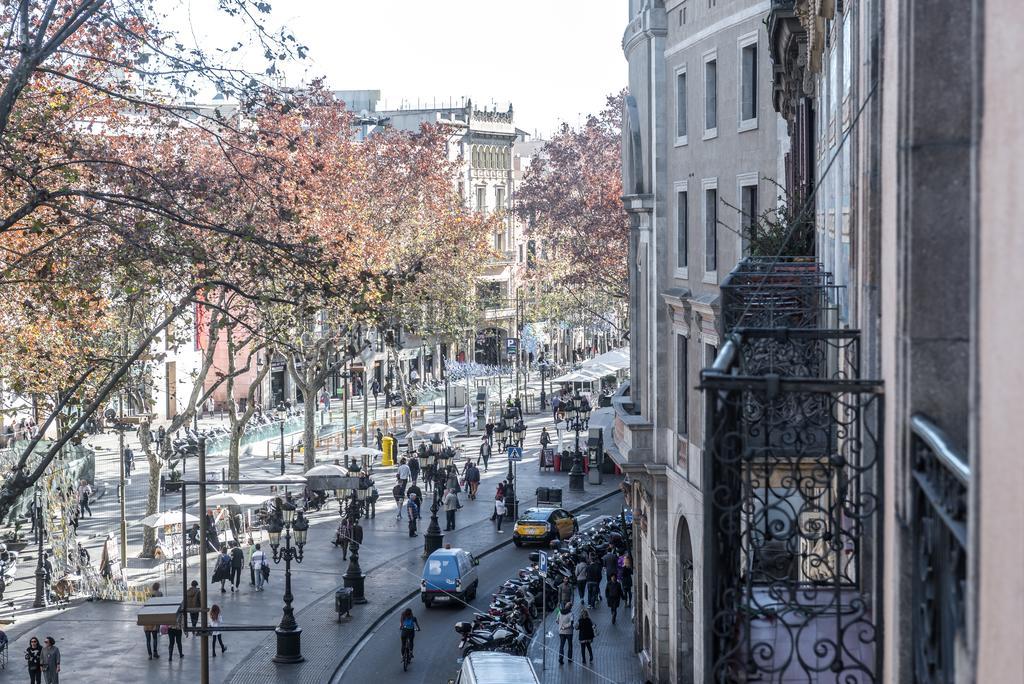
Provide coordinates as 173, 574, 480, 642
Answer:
557, 603, 574, 665
251, 543, 268, 591
213, 546, 232, 593
577, 608, 596, 664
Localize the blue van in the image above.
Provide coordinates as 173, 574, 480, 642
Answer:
420, 547, 480, 608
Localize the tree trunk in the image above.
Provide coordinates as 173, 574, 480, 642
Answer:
303, 379, 317, 471
139, 421, 161, 558
390, 346, 415, 432
227, 427, 242, 492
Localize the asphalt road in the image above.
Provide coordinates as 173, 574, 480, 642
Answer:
334, 495, 622, 683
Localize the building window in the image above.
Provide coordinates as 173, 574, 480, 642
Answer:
704, 57, 717, 134
677, 336, 688, 437
476, 187, 486, 213
741, 183, 758, 245
495, 187, 505, 211
676, 70, 687, 141
704, 186, 718, 272
677, 189, 688, 269
740, 42, 757, 125
518, 244, 524, 263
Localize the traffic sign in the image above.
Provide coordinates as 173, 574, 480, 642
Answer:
507, 446, 523, 462
505, 337, 519, 357
538, 551, 548, 575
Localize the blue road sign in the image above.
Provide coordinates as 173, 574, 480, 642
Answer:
507, 446, 524, 462
505, 337, 519, 356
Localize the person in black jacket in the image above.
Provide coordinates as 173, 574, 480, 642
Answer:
586, 557, 603, 609
576, 608, 596, 664
229, 542, 245, 592
25, 636, 42, 684
605, 575, 624, 624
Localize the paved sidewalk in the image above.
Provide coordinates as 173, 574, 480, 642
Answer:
528, 592, 642, 683
0, 400, 623, 683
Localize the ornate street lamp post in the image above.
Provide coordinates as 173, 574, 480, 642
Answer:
268, 501, 308, 663
423, 433, 446, 556
277, 404, 287, 476
567, 391, 590, 492
32, 486, 46, 608
343, 478, 369, 603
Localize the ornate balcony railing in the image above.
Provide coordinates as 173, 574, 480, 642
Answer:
909, 414, 969, 684
702, 258, 882, 682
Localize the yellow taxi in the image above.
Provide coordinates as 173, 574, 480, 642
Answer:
512, 507, 578, 547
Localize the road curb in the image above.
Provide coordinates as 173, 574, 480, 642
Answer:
326, 487, 621, 682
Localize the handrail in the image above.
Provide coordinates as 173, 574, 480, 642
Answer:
911, 413, 970, 485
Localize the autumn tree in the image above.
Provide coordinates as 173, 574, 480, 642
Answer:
514, 90, 630, 331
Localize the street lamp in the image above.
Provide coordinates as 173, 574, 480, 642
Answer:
343, 476, 369, 604
567, 391, 590, 492
277, 404, 287, 476
32, 486, 46, 608
269, 501, 307, 663
423, 433, 445, 557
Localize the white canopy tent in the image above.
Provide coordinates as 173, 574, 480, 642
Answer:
581, 347, 629, 372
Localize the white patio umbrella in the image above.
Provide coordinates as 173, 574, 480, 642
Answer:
266, 473, 307, 484
411, 422, 458, 436
139, 509, 199, 528
341, 446, 384, 459
551, 370, 599, 384
199, 492, 274, 507
304, 464, 348, 477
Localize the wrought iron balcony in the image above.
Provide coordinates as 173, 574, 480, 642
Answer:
702, 257, 882, 682
909, 414, 969, 684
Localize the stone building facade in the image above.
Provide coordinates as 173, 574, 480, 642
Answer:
615, 1, 783, 681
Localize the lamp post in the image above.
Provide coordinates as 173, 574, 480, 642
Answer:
268, 501, 308, 663
343, 477, 369, 603
567, 391, 590, 492
278, 404, 286, 476
423, 433, 445, 557
32, 486, 46, 608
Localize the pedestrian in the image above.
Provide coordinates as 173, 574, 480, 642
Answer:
251, 543, 268, 591
408, 454, 420, 484
375, 427, 383, 451
577, 608, 596, 664
551, 394, 561, 423
602, 545, 618, 582
406, 494, 419, 537
247, 538, 256, 586
214, 546, 231, 593
25, 636, 42, 684
575, 558, 589, 601
620, 553, 634, 606
540, 427, 551, 451
485, 420, 494, 446
204, 509, 220, 553
478, 435, 490, 471
443, 488, 459, 531
393, 481, 407, 520
490, 481, 505, 521
557, 603, 574, 665
76, 480, 92, 518
397, 457, 410, 488
40, 637, 60, 684
41, 552, 52, 603
334, 518, 352, 559
209, 604, 226, 657
586, 556, 603, 608
185, 580, 201, 631
605, 575, 623, 625
167, 610, 184, 660
465, 462, 480, 500
364, 474, 378, 518
229, 542, 244, 591
407, 482, 422, 516
124, 446, 135, 476
494, 496, 506, 533
558, 576, 573, 608
145, 582, 163, 659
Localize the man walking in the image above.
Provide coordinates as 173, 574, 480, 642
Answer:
408, 454, 420, 484
478, 435, 490, 471
586, 555, 603, 609
123, 446, 135, 477
406, 494, 420, 537
375, 427, 384, 452
605, 575, 624, 624
465, 462, 480, 500
557, 603, 574, 665
393, 482, 407, 520
397, 458, 411, 490
443, 488, 459, 531
602, 545, 619, 582
186, 580, 202, 629
251, 543, 268, 592
229, 542, 245, 592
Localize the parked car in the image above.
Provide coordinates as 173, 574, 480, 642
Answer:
421, 547, 480, 607
449, 651, 540, 684
512, 507, 578, 547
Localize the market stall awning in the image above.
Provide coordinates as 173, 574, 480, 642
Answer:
581, 347, 630, 372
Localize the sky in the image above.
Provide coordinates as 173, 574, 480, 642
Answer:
171, 0, 627, 138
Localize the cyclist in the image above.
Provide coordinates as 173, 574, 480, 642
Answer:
399, 608, 421, 661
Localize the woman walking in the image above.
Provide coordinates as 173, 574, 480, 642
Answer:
577, 608, 596, 664
620, 553, 634, 607
209, 604, 226, 657
167, 611, 184, 661
25, 636, 42, 684
557, 603, 574, 665
40, 637, 60, 684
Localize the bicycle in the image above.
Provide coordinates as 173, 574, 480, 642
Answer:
400, 631, 415, 671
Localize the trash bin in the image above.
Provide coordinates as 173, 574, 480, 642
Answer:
335, 587, 354, 621
381, 435, 395, 467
